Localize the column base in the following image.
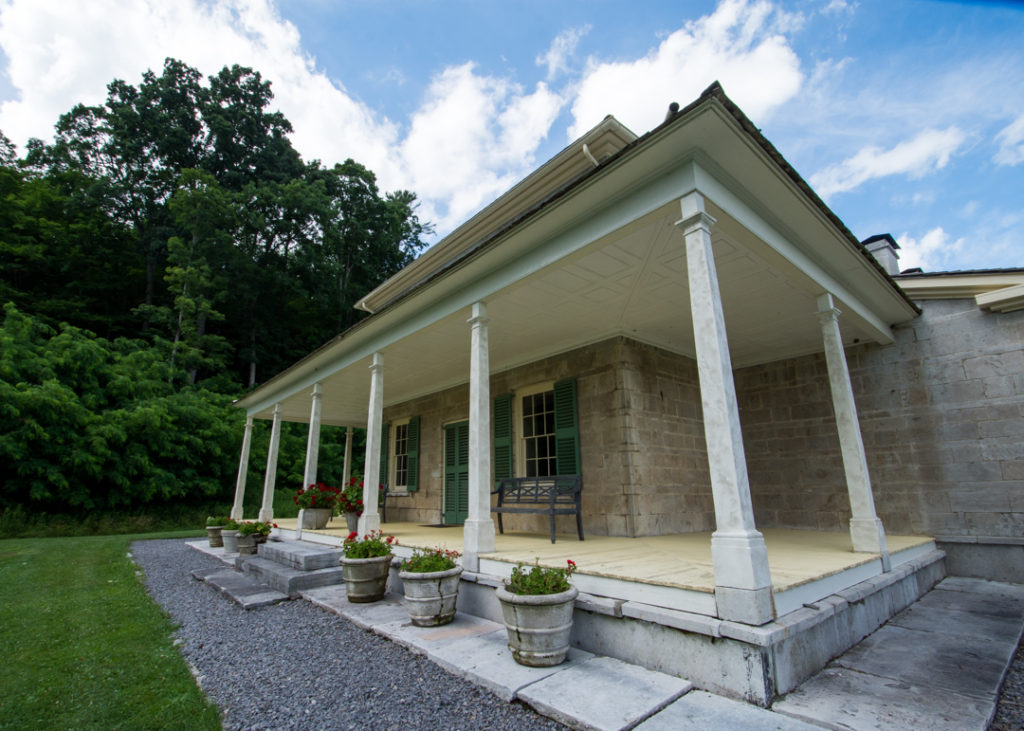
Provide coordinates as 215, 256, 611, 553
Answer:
258, 508, 273, 522
358, 512, 381, 536
463, 518, 496, 556
711, 531, 773, 589
850, 517, 890, 570
230, 507, 244, 521
715, 585, 775, 625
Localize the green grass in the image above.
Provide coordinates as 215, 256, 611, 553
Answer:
0, 505, 227, 539
0, 532, 222, 730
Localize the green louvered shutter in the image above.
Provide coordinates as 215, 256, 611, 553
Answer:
443, 421, 469, 524
493, 393, 514, 484
379, 421, 390, 487
553, 378, 580, 476
406, 416, 420, 492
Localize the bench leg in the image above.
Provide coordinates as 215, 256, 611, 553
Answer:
497, 512, 504, 535
576, 509, 584, 541
550, 512, 557, 543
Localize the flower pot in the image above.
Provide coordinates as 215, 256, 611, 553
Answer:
345, 511, 359, 533
221, 529, 239, 553
236, 534, 257, 556
206, 526, 224, 548
399, 566, 463, 626
300, 508, 332, 530
496, 585, 578, 667
341, 554, 392, 603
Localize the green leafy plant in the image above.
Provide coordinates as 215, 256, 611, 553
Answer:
401, 547, 460, 573
237, 520, 275, 537
505, 559, 577, 595
343, 529, 395, 558
205, 515, 229, 527
223, 519, 239, 530
337, 477, 366, 515
293, 482, 339, 510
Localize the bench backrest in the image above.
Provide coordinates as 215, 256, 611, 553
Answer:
495, 475, 581, 504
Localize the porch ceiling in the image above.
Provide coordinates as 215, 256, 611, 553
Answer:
249, 197, 890, 427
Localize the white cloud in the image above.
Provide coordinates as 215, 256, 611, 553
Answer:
568, 0, 803, 138
897, 227, 964, 272
994, 113, 1024, 166
537, 26, 590, 81
810, 127, 966, 199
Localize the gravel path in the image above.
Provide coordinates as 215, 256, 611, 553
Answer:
992, 635, 1024, 731
131, 538, 565, 731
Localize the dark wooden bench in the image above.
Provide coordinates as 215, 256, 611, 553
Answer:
491, 475, 583, 543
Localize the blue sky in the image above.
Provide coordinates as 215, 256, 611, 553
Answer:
1, 0, 1022, 272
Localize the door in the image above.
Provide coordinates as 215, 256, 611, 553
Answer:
443, 420, 469, 525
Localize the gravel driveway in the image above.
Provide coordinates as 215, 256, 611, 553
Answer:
132, 538, 565, 731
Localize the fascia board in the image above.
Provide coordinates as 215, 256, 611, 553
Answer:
976, 283, 1024, 312
237, 159, 699, 416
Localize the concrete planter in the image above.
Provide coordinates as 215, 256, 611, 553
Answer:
341, 554, 392, 603
399, 566, 463, 626
221, 529, 239, 553
237, 534, 257, 555
496, 585, 578, 667
206, 526, 224, 547
300, 508, 332, 530
345, 511, 359, 533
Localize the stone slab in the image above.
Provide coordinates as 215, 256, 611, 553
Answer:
516, 655, 692, 731
199, 569, 288, 609
832, 623, 1010, 701
185, 539, 236, 565
258, 540, 344, 571
240, 556, 346, 596
301, 587, 410, 631
636, 691, 825, 730
773, 666, 994, 731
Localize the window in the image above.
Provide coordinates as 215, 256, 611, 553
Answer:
394, 421, 409, 488
522, 389, 556, 477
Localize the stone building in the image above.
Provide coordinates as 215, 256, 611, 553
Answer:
230, 83, 1023, 702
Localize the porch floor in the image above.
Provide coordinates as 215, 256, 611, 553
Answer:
272, 518, 932, 595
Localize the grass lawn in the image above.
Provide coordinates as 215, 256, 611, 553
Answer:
0, 531, 222, 730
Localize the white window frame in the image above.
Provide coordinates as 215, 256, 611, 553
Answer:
389, 417, 411, 495
513, 381, 556, 478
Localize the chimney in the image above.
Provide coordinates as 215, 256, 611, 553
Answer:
861, 233, 901, 276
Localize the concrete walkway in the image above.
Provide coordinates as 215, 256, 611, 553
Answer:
774, 577, 1024, 731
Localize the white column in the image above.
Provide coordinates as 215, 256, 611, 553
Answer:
816, 293, 890, 569
230, 416, 253, 520
301, 383, 324, 488
676, 192, 774, 625
342, 426, 353, 486
463, 301, 495, 571
258, 404, 282, 522
359, 352, 384, 535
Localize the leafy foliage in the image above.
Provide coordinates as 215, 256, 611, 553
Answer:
401, 547, 461, 573
505, 559, 578, 595
342, 529, 396, 559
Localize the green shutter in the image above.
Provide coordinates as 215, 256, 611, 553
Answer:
553, 378, 580, 476
493, 393, 513, 483
406, 416, 420, 492
379, 421, 390, 487
443, 421, 469, 524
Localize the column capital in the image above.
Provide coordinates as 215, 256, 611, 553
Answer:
369, 351, 383, 372
816, 306, 841, 325
310, 382, 322, 400
468, 300, 489, 326
675, 210, 717, 237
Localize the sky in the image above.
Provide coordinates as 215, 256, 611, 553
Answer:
0, 0, 1022, 273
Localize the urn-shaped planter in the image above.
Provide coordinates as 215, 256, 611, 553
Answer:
221, 529, 240, 553
345, 511, 359, 533
206, 525, 224, 548
496, 585, 578, 667
399, 566, 463, 626
300, 508, 332, 530
236, 534, 257, 556
341, 555, 392, 603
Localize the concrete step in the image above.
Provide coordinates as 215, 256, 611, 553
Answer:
258, 540, 344, 571
191, 568, 288, 609
237, 555, 346, 597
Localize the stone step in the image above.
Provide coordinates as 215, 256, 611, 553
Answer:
237, 555, 346, 597
258, 540, 344, 571
191, 568, 289, 609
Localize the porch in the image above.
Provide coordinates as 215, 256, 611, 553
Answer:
272, 519, 934, 617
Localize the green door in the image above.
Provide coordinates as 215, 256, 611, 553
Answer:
443, 421, 469, 525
